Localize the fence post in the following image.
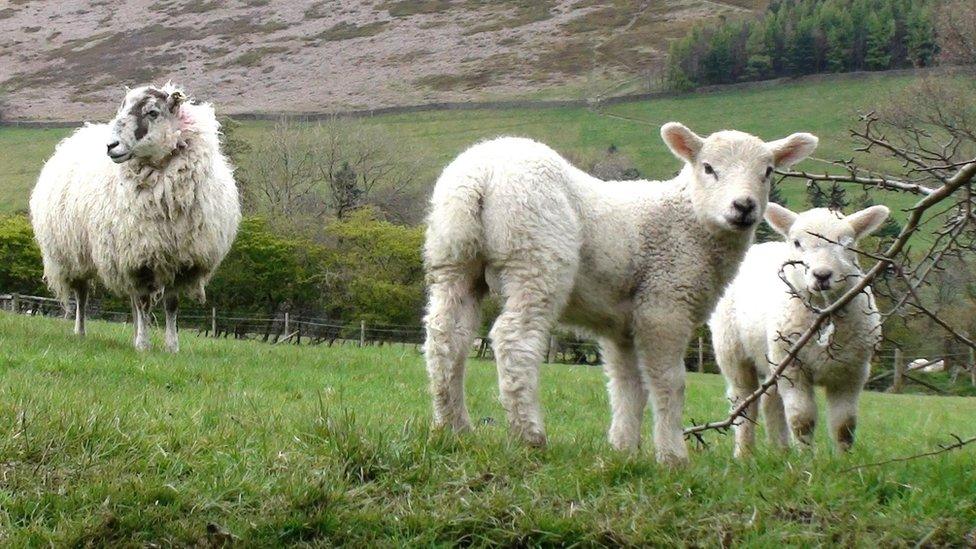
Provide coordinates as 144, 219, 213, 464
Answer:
11, 293, 19, 314
284, 312, 290, 336
891, 348, 904, 393
211, 307, 217, 337
359, 320, 366, 348
697, 337, 704, 373
546, 335, 557, 364
970, 347, 975, 387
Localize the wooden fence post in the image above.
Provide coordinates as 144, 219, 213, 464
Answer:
697, 337, 704, 373
11, 293, 19, 314
284, 312, 290, 336
891, 348, 904, 393
211, 307, 217, 337
359, 320, 366, 347
970, 347, 975, 388
546, 335, 557, 364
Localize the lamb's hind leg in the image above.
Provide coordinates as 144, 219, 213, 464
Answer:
424, 267, 483, 432
490, 269, 572, 447
603, 337, 647, 452
164, 291, 179, 353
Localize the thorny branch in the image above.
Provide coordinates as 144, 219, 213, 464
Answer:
841, 434, 976, 472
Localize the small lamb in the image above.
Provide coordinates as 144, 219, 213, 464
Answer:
423, 124, 818, 464
709, 204, 889, 456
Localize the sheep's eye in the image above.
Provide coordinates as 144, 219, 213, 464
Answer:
147, 110, 160, 120
793, 239, 802, 249
765, 166, 774, 178
703, 163, 716, 176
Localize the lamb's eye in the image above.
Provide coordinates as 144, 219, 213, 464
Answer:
765, 166, 774, 178
703, 163, 716, 177
147, 110, 160, 120
793, 239, 801, 249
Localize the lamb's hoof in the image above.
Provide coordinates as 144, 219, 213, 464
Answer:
608, 431, 641, 453
656, 450, 690, 467
134, 340, 151, 352
516, 429, 548, 448
165, 341, 180, 353
433, 417, 473, 434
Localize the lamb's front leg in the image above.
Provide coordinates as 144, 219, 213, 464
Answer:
601, 337, 647, 452
778, 372, 817, 448
824, 375, 865, 452
636, 318, 692, 465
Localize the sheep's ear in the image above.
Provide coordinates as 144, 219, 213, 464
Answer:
846, 205, 890, 240
767, 133, 818, 168
764, 202, 798, 237
167, 91, 186, 113
661, 122, 704, 163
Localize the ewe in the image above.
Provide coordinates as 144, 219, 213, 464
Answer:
30, 84, 240, 352
423, 124, 818, 463
709, 204, 889, 456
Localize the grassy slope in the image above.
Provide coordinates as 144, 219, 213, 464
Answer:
1, 74, 919, 218
1, 312, 974, 546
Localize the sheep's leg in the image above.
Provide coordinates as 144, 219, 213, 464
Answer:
164, 291, 179, 353
131, 295, 151, 352
602, 337, 646, 452
490, 267, 570, 448
761, 385, 790, 450
424, 268, 482, 433
825, 383, 862, 452
725, 362, 760, 459
72, 283, 88, 337
636, 318, 692, 465
778, 373, 817, 448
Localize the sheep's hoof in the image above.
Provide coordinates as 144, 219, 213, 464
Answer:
656, 450, 690, 467
433, 416, 473, 434
517, 429, 548, 448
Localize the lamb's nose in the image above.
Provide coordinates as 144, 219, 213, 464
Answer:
732, 197, 756, 215
107, 141, 120, 152
813, 268, 833, 282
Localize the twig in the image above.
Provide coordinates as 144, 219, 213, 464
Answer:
842, 434, 976, 472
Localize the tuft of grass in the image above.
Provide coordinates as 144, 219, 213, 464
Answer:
221, 46, 290, 68
382, 0, 453, 18
0, 312, 975, 545
307, 21, 390, 42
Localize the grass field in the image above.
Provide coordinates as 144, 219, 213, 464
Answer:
0, 74, 921, 218
2, 312, 974, 546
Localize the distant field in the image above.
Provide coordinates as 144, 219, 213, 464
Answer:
1, 312, 974, 545
1, 74, 920, 219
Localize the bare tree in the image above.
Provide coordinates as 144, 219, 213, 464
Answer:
935, 0, 976, 66
239, 117, 422, 224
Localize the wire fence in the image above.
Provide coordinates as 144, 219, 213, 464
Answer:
2, 292, 972, 387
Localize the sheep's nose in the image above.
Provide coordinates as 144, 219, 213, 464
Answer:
732, 197, 756, 215
813, 268, 833, 282
107, 141, 120, 152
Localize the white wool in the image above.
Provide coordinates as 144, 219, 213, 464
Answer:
708, 205, 888, 457
422, 125, 818, 464
29, 84, 241, 352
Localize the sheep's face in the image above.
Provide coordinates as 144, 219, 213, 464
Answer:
765, 204, 890, 296
660, 123, 818, 234
106, 86, 186, 164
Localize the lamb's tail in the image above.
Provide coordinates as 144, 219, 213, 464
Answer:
423, 159, 487, 273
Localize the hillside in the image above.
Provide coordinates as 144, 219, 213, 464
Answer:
0, 0, 766, 122
0, 73, 921, 220
1, 312, 974, 545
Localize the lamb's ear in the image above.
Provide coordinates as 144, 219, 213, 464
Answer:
661, 122, 704, 163
764, 202, 798, 237
167, 91, 186, 113
767, 133, 818, 168
846, 205, 890, 240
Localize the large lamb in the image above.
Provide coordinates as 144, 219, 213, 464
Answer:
423, 124, 818, 464
708, 204, 889, 457
30, 83, 241, 352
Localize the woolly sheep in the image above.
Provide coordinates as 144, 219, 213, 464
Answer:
30, 83, 241, 352
422, 124, 818, 464
708, 204, 889, 457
